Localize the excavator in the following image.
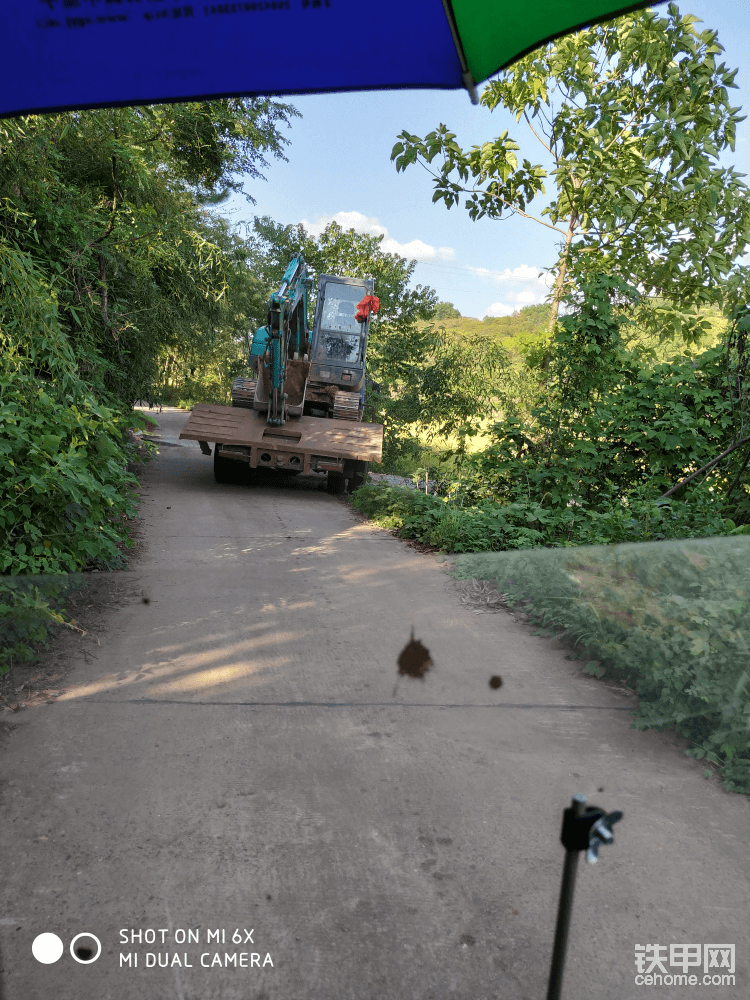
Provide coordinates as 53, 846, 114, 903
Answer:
179, 255, 383, 494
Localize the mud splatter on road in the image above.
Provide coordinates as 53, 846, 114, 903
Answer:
396, 628, 432, 680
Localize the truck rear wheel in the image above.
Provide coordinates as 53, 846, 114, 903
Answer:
326, 471, 346, 495
344, 460, 368, 493
214, 448, 241, 484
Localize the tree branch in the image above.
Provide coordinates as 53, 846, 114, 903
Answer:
111, 229, 162, 248
89, 153, 120, 249
602, 101, 648, 154
593, 172, 672, 253
466, 188, 567, 233
725, 440, 750, 501
659, 433, 750, 499
524, 111, 553, 155
416, 159, 566, 234
99, 253, 108, 327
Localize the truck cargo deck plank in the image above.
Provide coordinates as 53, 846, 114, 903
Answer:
179, 404, 383, 462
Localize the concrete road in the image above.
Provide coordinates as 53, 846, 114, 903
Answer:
2, 407, 749, 1000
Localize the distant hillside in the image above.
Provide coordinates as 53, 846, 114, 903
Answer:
481, 303, 551, 336
425, 303, 551, 344
421, 304, 551, 368
426, 301, 728, 362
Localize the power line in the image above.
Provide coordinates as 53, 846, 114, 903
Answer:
424, 287, 494, 296
411, 259, 473, 270
413, 258, 547, 282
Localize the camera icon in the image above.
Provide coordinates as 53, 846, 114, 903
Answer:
32, 932, 102, 965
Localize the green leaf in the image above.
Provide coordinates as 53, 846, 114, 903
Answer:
584, 660, 606, 678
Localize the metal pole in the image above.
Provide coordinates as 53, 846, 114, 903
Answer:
546, 793, 586, 1000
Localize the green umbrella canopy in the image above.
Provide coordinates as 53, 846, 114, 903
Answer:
0, 0, 662, 117
449, 1, 663, 99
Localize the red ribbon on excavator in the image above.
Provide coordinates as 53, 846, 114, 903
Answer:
355, 295, 380, 322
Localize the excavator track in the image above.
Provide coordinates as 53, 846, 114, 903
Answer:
332, 390, 361, 421
231, 377, 257, 408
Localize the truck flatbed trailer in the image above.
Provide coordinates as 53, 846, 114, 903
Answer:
180, 403, 383, 483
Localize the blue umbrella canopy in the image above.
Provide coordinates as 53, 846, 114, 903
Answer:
1, 0, 659, 117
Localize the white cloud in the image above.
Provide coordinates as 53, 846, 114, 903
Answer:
467, 263, 544, 284
514, 288, 541, 306
299, 211, 455, 262
382, 237, 455, 261
484, 301, 516, 318
476, 265, 551, 318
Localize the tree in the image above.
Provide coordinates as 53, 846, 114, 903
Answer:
249, 216, 438, 326
391, 3, 750, 350
155, 98, 301, 203
433, 301, 461, 319
0, 98, 299, 576
0, 98, 299, 405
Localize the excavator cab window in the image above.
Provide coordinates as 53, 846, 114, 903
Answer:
321, 296, 360, 334
320, 334, 360, 362
314, 281, 368, 364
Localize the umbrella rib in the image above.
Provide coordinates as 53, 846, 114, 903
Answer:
441, 0, 480, 105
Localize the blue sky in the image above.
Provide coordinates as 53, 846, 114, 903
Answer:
220, 0, 750, 320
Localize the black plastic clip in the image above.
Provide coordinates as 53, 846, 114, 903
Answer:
560, 801, 623, 863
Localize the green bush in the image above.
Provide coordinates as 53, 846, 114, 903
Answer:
351, 480, 734, 553
0, 240, 152, 673
0, 575, 82, 676
0, 367, 149, 675
0, 372, 145, 576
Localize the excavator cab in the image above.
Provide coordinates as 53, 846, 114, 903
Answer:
309, 274, 374, 393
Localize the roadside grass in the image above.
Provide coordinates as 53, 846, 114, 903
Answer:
0, 575, 83, 679
451, 538, 750, 795
0, 572, 141, 696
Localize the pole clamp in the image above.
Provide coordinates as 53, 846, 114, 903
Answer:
560, 801, 623, 863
